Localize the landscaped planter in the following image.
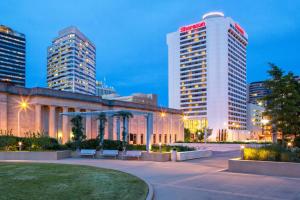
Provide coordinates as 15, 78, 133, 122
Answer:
228, 158, 300, 178
176, 150, 212, 161
141, 152, 171, 162
0, 150, 71, 160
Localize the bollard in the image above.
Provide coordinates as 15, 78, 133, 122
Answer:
240, 145, 245, 160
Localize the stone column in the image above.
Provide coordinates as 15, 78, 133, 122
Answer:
146, 113, 153, 152
48, 106, 56, 138
108, 116, 114, 140
0, 101, 7, 132
136, 119, 141, 144
62, 107, 69, 143
116, 117, 120, 141
35, 104, 42, 133
85, 110, 92, 139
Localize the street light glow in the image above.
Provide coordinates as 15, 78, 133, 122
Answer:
19, 100, 28, 110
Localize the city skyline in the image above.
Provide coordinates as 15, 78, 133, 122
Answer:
0, 0, 299, 106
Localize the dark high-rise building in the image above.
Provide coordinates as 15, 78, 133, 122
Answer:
0, 25, 26, 86
247, 81, 270, 105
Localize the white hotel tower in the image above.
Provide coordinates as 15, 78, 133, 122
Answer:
47, 27, 96, 95
167, 12, 249, 141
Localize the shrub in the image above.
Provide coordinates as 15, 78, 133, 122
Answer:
151, 144, 195, 152
80, 139, 100, 150
294, 136, 300, 148
0, 133, 64, 151
244, 148, 258, 160
244, 144, 300, 163
103, 140, 123, 150
126, 145, 146, 151
0, 135, 18, 151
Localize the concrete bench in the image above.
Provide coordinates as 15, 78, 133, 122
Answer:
80, 149, 96, 158
176, 150, 212, 161
102, 150, 119, 159
124, 151, 142, 160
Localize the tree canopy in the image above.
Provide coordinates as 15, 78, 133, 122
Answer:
263, 63, 300, 142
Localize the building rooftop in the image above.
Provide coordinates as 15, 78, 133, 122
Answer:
202, 12, 224, 20
0, 25, 25, 37
0, 83, 181, 114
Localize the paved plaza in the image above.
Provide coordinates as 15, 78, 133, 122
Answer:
18, 150, 300, 200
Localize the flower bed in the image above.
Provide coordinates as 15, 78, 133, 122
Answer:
243, 144, 300, 163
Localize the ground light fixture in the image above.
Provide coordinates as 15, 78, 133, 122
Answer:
18, 141, 22, 151
240, 145, 245, 160
287, 142, 292, 148
159, 142, 162, 152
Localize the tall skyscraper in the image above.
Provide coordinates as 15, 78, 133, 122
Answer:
167, 12, 248, 141
248, 81, 270, 105
0, 25, 26, 87
47, 26, 96, 95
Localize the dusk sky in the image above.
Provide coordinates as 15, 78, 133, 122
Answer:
0, 0, 299, 106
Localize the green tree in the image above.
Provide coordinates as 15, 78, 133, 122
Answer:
70, 115, 85, 150
114, 111, 133, 150
195, 129, 204, 142
184, 128, 191, 142
97, 112, 107, 148
263, 63, 300, 145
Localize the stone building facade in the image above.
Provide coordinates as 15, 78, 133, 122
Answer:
0, 83, 184, 145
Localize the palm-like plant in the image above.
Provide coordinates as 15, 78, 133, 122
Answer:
113, 111, 133, 150
97, 112, 107, 148
70, 115, 85, 150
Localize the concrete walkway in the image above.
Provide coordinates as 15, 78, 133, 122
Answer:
6, 151, 300, 200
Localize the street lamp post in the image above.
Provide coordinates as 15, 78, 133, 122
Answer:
17, 100, 28, 137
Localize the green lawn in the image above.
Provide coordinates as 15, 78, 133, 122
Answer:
0, 163, 148, 200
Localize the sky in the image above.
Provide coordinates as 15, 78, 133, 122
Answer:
0, 0, 299, 106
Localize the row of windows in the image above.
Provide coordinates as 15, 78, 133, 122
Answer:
182, 107, 206, 112
228, 102, 246, 110
180, 45, 206, 54
181, 102, 206, 107
181, 88, 206, 94
180, 36, 206, 45
180, 30, 206, 40
181, 98, 206, 103
181, 69, 206, 77
181, 92, 206, 99
180, 41, 206, 50
185, 112, 207, 116
180, 54, 206, 63
181, 74, 206, 81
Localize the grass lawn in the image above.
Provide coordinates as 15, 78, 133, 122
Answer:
0, 162, 148, 200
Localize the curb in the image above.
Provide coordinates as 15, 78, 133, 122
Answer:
145, 180, 154, 200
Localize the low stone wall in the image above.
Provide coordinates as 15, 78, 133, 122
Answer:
176, 150, 212, 161
173, 143, 241, 152
141, 152, 170, 162
228, 158, 300, 178
0, 151, 71, 160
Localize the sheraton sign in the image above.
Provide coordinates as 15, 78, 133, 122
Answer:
180, 21, 206, 33
234, 23, 245, 35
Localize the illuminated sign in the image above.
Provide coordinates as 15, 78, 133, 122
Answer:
180, 21, 206, 33
234, 23, 245, 35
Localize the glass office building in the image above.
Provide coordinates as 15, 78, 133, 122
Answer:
47, 26, 96, 95
0, 25, 26, 87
